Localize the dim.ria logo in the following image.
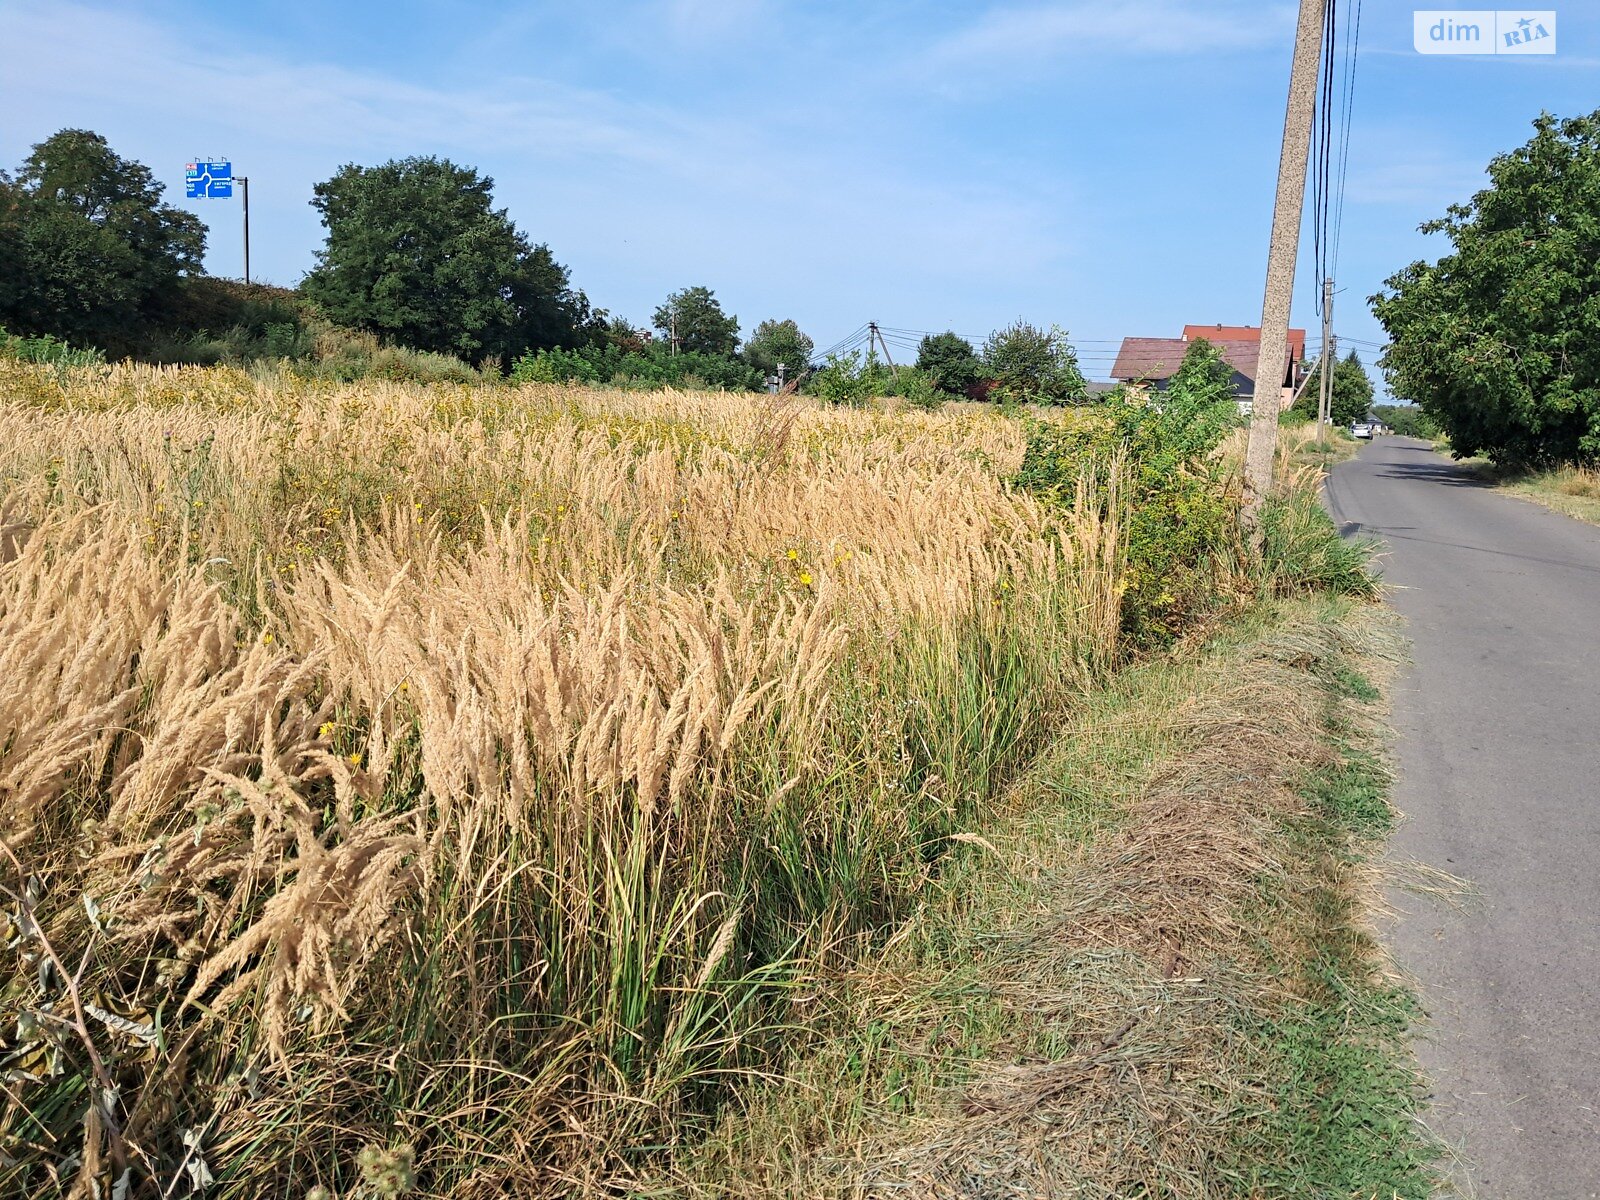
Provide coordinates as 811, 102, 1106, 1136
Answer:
1413, 10, 1556, 54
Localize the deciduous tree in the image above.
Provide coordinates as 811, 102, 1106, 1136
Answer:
915, 331, 981, 395
742, 318, 813, 379
981, 320, 1086, 404
1291, 349, 1374, 427
1372, 110, 1600, 466
304, 156, 592, 364
652, 286, 740, 357
0, 129, 206, 352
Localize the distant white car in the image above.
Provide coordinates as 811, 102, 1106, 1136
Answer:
1350, 421, 1374, 440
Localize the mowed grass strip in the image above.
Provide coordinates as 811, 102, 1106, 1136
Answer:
659, 598, 1437, 1199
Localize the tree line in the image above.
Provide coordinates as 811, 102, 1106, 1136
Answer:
0, 128, 1097, 404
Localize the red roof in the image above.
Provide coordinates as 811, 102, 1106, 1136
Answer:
1182, 324, 1307, 363
1112, 337, 1273, 384
1111, 338, 1188, 380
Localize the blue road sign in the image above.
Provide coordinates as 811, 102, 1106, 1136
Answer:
185, 159, 233, 199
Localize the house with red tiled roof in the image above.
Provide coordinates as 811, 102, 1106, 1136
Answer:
1111, 324, 1308, 411
1182, 323, 1307, 365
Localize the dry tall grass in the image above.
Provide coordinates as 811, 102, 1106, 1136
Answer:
0, 363, 1122, 1197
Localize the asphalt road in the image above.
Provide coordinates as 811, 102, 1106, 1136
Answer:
1326, 437, 1600, 1197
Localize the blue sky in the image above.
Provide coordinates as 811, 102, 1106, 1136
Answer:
2, 0, 1595, 381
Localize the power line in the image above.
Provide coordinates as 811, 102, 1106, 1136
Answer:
1310, 0, 1361, 307
1311, 0, 1338, 315
1331, 0, 1362, 273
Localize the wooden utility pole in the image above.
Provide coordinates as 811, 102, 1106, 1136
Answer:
1318, 277, 1334, 428
1244, 0, 1327, 521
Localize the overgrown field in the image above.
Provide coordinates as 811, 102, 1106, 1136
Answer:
0, 363, 1134, 1197
0, 362, 1377, 1198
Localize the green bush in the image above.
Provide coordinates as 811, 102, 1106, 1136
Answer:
915, 332, 982, 396
511, 342, 764, 392
512, 345, 603, 384
0, 326, 104, 368
982, 321, 1087, 405
889, 367, 945, 411
368, 345, 483, 384
1016, 346, 1240, 643
292, 325, 489, 384
807, 350, 888, 407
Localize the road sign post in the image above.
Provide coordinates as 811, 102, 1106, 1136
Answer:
240, 175, 250, 285
185, 158, 250, 283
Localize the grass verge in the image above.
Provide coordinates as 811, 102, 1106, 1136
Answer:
1428, 443, 1600, 527
1491, 464, 1600, 527
652, 596, 1437, 1198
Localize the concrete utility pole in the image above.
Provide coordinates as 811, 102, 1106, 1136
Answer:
1244, 0, 1327, 522
868, 321, 900, 379
1318, 277, 1334, 429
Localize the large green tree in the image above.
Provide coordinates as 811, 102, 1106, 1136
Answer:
652, 286, 740, 357
915, 331, 981, 395
982, 320, 1087, 404
741, 318, 813, 379
303, 156, 593, 364
0, 129, 206, 352
1372, 110, 1600, 466
1291, 350, 1375, 427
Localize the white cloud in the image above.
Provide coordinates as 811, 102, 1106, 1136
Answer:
0, 2, 681, 168
661, 0, 775, 40
0, 0, 1081, 330
1345, 155, 1487, 207
922, 1, 1294, 73
1337, 122, 1489, 209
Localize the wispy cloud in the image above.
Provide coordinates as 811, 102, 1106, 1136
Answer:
921, 1, 1294, 73
1345, 156, 1487, 208
660, 0, 776, 41
0, 2, 684, 169
1339, 122, 1490, 210
0, 0, 1080, 326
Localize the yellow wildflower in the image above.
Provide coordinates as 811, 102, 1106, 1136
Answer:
348, 753, 362, 767
261, 632, 274, 645
319, 722, 335, 738
786, 549, 799, 560
799, 571, 814, 587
